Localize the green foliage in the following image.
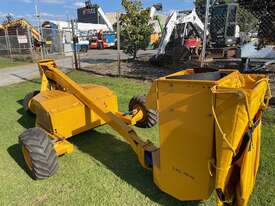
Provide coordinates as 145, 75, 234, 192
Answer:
237, 7, 258, 32
120, 0, 154, 59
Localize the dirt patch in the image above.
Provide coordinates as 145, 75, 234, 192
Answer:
80, 53, 275, 102
80, 59, 201, 80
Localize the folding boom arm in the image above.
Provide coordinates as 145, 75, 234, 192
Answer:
38, 59, 157, 169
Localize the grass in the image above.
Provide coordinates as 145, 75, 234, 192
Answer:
0, 57, 30, 69
0, 71, 274, 206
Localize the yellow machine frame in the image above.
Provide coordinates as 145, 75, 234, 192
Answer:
20, 59, 271, 206
34, 59, 157, 169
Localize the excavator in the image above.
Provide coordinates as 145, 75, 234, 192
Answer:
151, 9, 205, 65
0, 18, 41, 47
239, 0, 275, 48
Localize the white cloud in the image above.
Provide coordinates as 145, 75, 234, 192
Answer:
18, 0, 66, 4
19, 0, 32, 3
73, 2, 85, 7
0, 12, 15, 18
40, 12, 65, 18
0, 12, 7, 18
40, 0, 65, 4
63, 1, 85, 9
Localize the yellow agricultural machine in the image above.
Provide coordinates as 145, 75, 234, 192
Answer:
20, 59, 271, 206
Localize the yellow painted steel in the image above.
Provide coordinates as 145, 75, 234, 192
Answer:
149, 69, 224, 201
1, 19, 40, 41
29, 59, 269, 205
54, 140, 74, 156
146, 69, 270, 205
115, 109, 144, 126
211, 74, 271, 206
22, 145, 32, 170
35, 59, 157, 168
31, 86, 118, 138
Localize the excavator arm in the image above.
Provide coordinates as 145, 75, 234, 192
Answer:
156, 9, 206, 57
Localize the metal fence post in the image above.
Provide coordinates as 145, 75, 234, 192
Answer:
27, 27, 34, 62
200, 0, 210, 68
4, 29, 12, 59
71, 20, 79, 70
59, 30, 64, 56
117, 12, 121, 77
16, 28, 22, 54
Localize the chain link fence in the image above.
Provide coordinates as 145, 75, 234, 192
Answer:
198, 0, 275, 102
0, 27, 33, 62
198, 0, 275, 61
0, 26, 75, 67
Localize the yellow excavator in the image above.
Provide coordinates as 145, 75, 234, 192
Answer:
20, 59, 271, 206
0, 18, 40, 45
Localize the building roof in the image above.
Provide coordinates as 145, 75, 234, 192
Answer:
44, 20, 108, 32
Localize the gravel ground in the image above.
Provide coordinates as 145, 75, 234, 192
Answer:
79, 49, 200, 80
79, 49, 275, 106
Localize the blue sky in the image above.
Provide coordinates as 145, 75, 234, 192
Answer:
0, 0, 194, 24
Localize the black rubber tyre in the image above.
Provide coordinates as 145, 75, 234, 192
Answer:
19, 128, 58, 180
150, 54, 173, 66
23, 91, 39, 114
80, 45, 88, 53
129, 96, 158, 128
98, 42, 104, 50
270, 97, 275, 107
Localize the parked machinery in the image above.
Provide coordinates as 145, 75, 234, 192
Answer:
207, 3, 240, 58
239, 0, 275, 48
0, 18, 41, 47
89, 30, 114, 49
151, 2, 242, 65
147, 4, 165, 49
151, 9, 205, 65
20, 59, 271, 206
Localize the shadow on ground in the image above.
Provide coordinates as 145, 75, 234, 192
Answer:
10, 98, 206, 206
10, 74, 41, 85
16, 99, 35, 129
80, 58, 202, 80
7, 143, 31, 177
7, 99, 36, 178
71, 130, 205, 206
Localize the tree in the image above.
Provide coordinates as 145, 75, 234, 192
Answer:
120, 0, 153, 59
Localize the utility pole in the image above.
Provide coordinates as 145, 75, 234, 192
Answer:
35, 0, 45, 59
201, 0, 210, 68
116, 12, 121, 76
